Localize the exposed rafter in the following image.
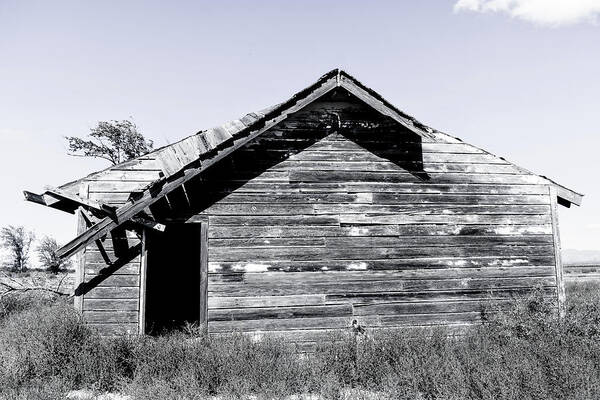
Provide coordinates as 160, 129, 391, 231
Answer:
24, 187, 116, 217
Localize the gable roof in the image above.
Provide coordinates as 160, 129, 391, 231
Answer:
24, 69, 583, 259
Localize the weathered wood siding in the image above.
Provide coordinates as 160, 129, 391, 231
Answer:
178, 92, 557, 345
77, 90, 558, 342
78, 230, 142, 335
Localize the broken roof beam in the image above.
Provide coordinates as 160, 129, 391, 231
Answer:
23, 191, 46, 206
55, 74, 339, 260
23, 187, 117, 216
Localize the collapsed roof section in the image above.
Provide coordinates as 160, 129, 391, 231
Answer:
24, 69, 583, 259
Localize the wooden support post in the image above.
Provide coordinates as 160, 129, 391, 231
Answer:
549, 186, 566, 317
139, 228, 148, 335
199, 221, 209, 330
74, 208, 86, 314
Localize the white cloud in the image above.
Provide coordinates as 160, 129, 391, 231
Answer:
454, 0, 600, 26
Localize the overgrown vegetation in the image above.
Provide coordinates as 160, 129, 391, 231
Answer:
1, 283, 599, 399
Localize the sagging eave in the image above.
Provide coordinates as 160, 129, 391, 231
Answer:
24, 68, 584, 260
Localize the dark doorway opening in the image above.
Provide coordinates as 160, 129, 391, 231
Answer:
144, 223, 203, 334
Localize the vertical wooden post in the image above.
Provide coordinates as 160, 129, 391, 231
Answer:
549, 186, 566, 317
199, 221, 209, 330
139, 228, 149, 334
74, 208, 86, 314
74, 182, 90, 315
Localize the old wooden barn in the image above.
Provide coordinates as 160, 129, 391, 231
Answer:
25, 69, 582, 345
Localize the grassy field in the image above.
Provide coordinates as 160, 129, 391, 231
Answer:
1, 282, 600, 399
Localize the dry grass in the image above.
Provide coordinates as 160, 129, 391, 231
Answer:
0, 282, 599, 399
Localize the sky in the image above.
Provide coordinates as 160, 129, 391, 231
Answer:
0, 0, 599, 257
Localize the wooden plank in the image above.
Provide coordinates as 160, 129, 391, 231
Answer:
324, 287, 556, 305
210, 245, 554, 262
201, 203, 315, 215
200, 221, 209, 327
263, 161, 522, 174
83, 299, 139, 311
313, 204, 550, 215
372, 193, 549, 205
208, 276, 556, 297
213, 192, 373, 204
84, 311, 138, 324
83, 274, 140, 287
337, 213, 551, 225
207, 215, 340, 226
208, 224, 553, 238
208, 304, 353, 322
75, 207, 86, 313
139, 229, 148, 334
289, 171, 548, 185
208, 214, 552, 227
276, 151, 510, 164
210, 235, 553, 249
208, 267, 556, 285
320, 235, 554, 248
353, 300, 506, 316
84, 287, 139, 299
549, 186, 566, 316
84, 251, 142, 264
209, 294, 327, 309
208, 256, 556, 273
85, 262, 140, 275
87, 181, 153, 193
210, 237, 325, 248
42, 187, 116, 216
208, 182, 551, 195
84, 169, 162, 182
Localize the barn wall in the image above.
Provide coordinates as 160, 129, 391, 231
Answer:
184, 94, 557, 345
77, 231, 141, 335
75, 91, 559, 343
73, 155, 163, 335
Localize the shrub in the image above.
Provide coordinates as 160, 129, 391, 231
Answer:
36, 237, 70, 274
0, 299, 92, 389
1, 285, 600, 399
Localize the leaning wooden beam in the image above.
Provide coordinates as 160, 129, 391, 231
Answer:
56, 75, 339, 259
45, 187, 117, 215
23, 191, 46, 206
24, 187, 117, 216
79, 209, 112, 265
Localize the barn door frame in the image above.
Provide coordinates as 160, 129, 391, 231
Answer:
138, 220, 209, 335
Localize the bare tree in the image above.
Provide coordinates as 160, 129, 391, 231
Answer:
0, 226, 35, 272
65, 119, 153, 165
37, 236, 70, 274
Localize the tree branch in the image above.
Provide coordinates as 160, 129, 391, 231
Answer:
0, 271, 70, 298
